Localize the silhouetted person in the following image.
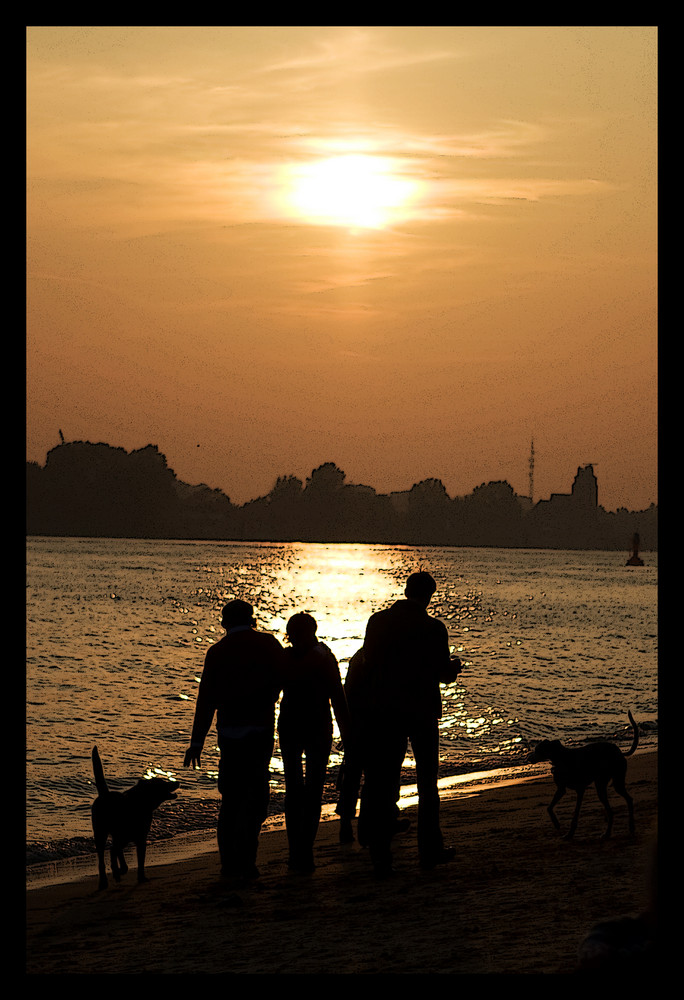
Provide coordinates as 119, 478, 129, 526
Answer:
278, 613, 350, 873
336, 646, 368, 843
359, 571, 462, 876
184, 600, 286, 884
336, 646, 407, 845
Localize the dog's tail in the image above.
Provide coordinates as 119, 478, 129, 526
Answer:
624, 711, 639, 757
92, 746, 109, 795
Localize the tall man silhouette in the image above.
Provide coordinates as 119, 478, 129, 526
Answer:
359, 571, 462, 876
184, 600, 286, 883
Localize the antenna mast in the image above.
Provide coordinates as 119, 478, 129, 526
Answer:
529, 437, 535, 503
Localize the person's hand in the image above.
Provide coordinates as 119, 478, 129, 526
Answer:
184, 746, 201, 769
450, 655, 463, 674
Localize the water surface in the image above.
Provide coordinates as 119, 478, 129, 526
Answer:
26, 538, 657, 857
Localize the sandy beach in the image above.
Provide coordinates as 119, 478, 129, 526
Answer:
26, 750, 657, 975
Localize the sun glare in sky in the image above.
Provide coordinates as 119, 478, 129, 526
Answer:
25, 26, 657, 512
280, 153, 422, 229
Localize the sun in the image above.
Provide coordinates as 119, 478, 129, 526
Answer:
281, 153, 420, 230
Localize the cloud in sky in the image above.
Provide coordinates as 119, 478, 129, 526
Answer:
26, 26, 657, 510
28, 26, 618, 233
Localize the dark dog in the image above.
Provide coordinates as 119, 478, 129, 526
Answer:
91, 745, 179, 890
527, 711, 639, 839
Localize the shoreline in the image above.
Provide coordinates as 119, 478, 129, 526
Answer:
26, 749, 657, 974
26, 760, 548, 891
26, 747, 657, 890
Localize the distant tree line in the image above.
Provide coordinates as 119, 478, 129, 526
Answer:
26, 442, 657, 551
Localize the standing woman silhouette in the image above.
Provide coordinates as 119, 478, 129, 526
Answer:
278, 613, 351, 873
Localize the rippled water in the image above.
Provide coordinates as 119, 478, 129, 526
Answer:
26, 537, 657, 853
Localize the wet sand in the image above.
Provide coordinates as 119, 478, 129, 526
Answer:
26, 750, 657, 975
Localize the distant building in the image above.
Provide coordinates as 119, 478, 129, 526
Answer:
529, 464, 600, 547
571, 464, 599, 508
535, 464, 597, 513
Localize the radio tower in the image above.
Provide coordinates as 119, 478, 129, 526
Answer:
529, 438, 535, 503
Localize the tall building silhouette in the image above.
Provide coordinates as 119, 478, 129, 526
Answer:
528, 438, 535, 504
572, 464, 598, 508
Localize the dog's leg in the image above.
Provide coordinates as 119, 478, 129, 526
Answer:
111, 841, 128, 882
626, 791, 635, 836
93, 815, 109, 890
547, 785, 565, 831
612, 777, 635, 836
110, 843, 120, 881
95, 840, 108, 890
565, 788, 585, 839
595, 781, 614, 839
136, 840, 149, 883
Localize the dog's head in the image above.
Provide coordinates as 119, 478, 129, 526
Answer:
138, 776, 180, 807
527, 739, 562, 764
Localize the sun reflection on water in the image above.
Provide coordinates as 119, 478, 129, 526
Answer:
188, 542, 512, 774
241, 542, 402, 669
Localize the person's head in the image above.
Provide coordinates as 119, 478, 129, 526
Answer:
405, 571, 437, 607
221, 599, 256, 630
286, 612, 318, 650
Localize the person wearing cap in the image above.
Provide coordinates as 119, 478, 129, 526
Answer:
359, 571, 462, 876
183, 600, 286, 883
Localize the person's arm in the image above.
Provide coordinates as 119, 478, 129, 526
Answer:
183, 650, 217, 768
436, 622, 462, 684
327, 651, 352, 746
183, 745, 202, 769
441, 655, 463, 684
269, 635, 288, 699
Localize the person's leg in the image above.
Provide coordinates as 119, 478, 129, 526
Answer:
360, 726, 407, 875
281, 734, 311, 869
241, 729, 274, 874
218, 731, 274, 879
217, 738, 238, 874
336, 741, 363, 822
336, 720, 365, 842
410, 720, 451, 868
300, 733, 332, 867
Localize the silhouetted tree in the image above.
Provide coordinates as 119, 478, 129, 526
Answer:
270, 475, 304, 502
305, 463, 346, 494
298, 463, 346, 540
26, 444, 658, 549
460, 480, 524, 546
405, 478, 453, 544
176, 481, 238, 539
265, 475, 305, 538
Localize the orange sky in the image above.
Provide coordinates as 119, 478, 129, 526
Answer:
26, 26, 657, 511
